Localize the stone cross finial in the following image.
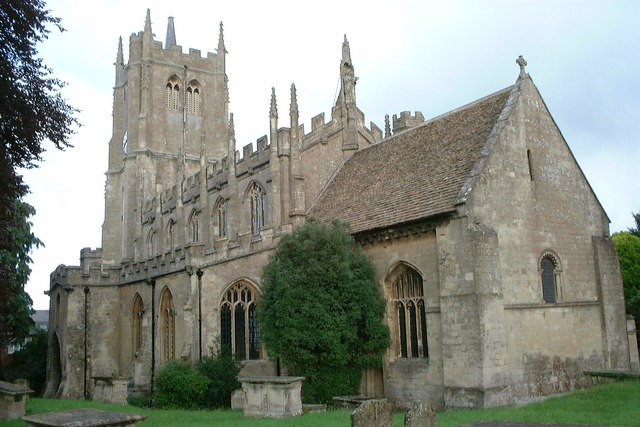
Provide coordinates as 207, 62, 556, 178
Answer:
516, 55, 527, 78
270, 87, 278, 118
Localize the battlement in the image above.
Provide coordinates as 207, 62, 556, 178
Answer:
128, 27, 221, 73
392, 111, 424, 134
182, 171, 201, 203
80, 247, 103, 274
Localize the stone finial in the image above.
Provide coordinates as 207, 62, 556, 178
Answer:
270, 87, 278, 119
144, 9, 152, 34
218, 22, 227, 54
290, 83, 298, 114
384, 114, 391, 138
165, 16, 176, 48
229, 113, 235, 137
342, 34, 352, 64
516, 55, 527, 78
116, 36, 124, 65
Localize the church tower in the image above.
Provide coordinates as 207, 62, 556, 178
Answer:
102, 11, 229, 264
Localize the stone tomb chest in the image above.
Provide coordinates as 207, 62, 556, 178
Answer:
239, 376, 304, 418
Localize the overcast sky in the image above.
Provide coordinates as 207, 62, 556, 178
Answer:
22, 0, 640, 309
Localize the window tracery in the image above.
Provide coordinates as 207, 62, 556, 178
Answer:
165, 76, 180, 110
188, 211, 200, 243
186, 80, 201, 115
388, 265, 428, 359
220, 281, 260, 359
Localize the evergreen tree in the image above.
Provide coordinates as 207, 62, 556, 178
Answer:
258, 218, 389, 404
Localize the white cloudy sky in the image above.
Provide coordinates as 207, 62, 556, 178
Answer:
22, 0, 640, 309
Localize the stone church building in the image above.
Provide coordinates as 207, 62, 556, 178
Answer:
45, 11, 638, 408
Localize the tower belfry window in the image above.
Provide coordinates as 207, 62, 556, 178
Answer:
186, 80, 201, 115
166, 77, 180, 110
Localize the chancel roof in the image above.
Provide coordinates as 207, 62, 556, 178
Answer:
309, 86, 514, 234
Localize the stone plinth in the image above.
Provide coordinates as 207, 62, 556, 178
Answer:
22, 408, 147, 426
0, 380, 33, 421
239, 376, 304, 418
92, 377, 129, 404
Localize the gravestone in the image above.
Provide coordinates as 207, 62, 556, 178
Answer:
405, 400, 436, 427
351, 398, 393, 427
0, 380, 33, 421
239, 376, 304, 418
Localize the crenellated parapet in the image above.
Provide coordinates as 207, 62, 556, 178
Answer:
182, 172, 201, 203
236, 137, 272, 177
141, 198, 156, 224
160, 187, 177, 214
392, 111, 425, 134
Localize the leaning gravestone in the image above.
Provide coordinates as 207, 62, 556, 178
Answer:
405, 400, 436, 427
351, 399, 393, 427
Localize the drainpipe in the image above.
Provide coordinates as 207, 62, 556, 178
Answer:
83, 287, 89, 399
196, 269, 203, 359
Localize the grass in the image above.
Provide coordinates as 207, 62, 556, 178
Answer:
2, 380, 638, 426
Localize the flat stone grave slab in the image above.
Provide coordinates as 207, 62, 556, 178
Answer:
22, 408, 147, 427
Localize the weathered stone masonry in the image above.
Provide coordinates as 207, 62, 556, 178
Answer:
45, 13, 638, 409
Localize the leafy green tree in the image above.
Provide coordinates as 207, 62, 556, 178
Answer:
611, 231, 640, 324
258, 218, 390, 404
629, 211, 640, 237
0, 0, 77, 351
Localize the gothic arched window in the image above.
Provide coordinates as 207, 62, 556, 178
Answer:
214, 198, 227, 238
166, 220, 175, 251
166, 76, 180, 110
188, 211, 200, 243
132, 294, 144, 357
248, 183, 265, 235
186, 80, 201, 115
539, 252, 561, 303
147, 229, 155, 258
220, 281, 260, 359
159, 288, 175, 362
388, 264, 428, 359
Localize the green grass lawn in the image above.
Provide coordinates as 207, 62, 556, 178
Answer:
2, 380, 638, 426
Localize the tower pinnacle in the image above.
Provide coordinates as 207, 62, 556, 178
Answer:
116, 36, 124, 65
144, 9, 152, 34
270, 88, 278, 119
342, 34, 351, 65
218, 22, 227, 54
166, 16, 176, 48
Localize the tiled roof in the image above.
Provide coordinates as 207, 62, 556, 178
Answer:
309, 86, 514, 234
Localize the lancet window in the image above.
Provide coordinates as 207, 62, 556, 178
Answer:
389, 265, 429, 359
146, 229, 156, 258
159, 288, 175, 362
220, 281, 260, 360
165, 77, 180, 110
540, 252, 561, 303
166, 220, 175, 251
188, 211, 200, 243
248, 183, 265, 235
214, 198, 227, 238
132, 294, 144, 357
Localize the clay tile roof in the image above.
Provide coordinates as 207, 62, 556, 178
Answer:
309, 86, 513, 234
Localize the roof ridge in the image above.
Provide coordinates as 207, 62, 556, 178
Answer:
454, 81, 522, 205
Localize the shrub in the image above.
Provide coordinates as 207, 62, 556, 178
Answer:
196, 346, 241, 408
153, 360, 209, 409
5, 328, 47, 395
258, 218, 390, 404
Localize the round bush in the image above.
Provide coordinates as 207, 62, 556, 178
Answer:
153, 360, 210, 409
